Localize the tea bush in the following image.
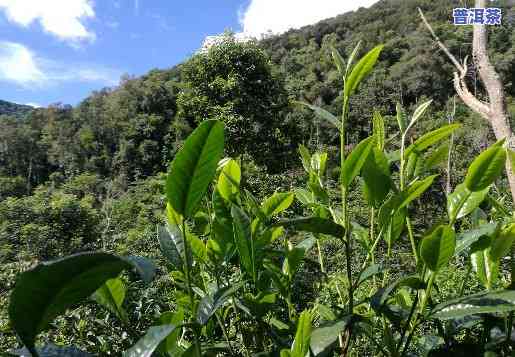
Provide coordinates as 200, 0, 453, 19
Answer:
5, 43, 515, 357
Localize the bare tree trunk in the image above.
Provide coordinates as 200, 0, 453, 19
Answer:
446, 97, 456, 195
419, 2, 515, 203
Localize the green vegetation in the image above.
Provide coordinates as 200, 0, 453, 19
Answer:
2, 0, 515, 356
0, 100, 33, 118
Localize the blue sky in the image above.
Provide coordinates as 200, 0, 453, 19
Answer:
0, 0, 377, 107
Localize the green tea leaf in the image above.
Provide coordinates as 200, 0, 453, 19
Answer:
157, 224, 185, 270
310, 317, 351, 357
298, 145, 312, 173
92, 277, 128, 324
283, 240, 312, 279
311, 151, 328, 176
345, 41, 362, 75
371, 275, 426, 312
208, 220, 235, 262
231, 205, 256, 281
356, 264, 383, 288
290, 310, 312, 357
275, 217, 345, 238
341, 136, 375, 188
490, 223, 515, 261
423, 144, 449, 172
406, 100, 432, 133
405, 151, 420, 182
123, 325, 179, 357
470, 236, 497, 289
261, 192, 295, 217
454, 224, 497, 256
244, 292, 278, 320
362, 147, 391, 207
157, 310, 184, 356
217, 159, 241, 202
377, 196, 407, 245
166, 120, 224, 218
197, 284, 242, 325
420, 225, 456, 272
330, 46, 346, 76
447, 183, 489, 222
508, 148, 515, 176
296, 102, 341, 132
388, 207, 407, 245
405, 124, 461, 158
9, 252, 155, 354
294, 188, 313, 205
465, 139, 507, 192
344, 44, 383, 99
430, 290, 515, 320
398, 174, 437, 209
372, 111, 385, 150
187, 232, 207, 264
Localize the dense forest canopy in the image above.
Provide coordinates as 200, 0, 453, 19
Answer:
1, 0, 513, 190
1, 0, 515, 355
0, 100, 33, 118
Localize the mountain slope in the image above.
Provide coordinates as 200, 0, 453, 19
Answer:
261, 0, 514, 114
0, 100, 33, 118
1, 0, 513, 187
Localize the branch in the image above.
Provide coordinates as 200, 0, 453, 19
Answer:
418, 7, 490, 120
418, 7, 463, 72
453, 59, 490, 118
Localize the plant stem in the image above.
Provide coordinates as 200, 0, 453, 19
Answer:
316, 237, 326, 274
360, 231, 382, 271
397, 294, 419, 353
419, 272, 436, 316
181, 219, 201, 354
406, 216, 418, 264
400, 133, 406, 190
340, 93, 354, 356
369, 208, 377, 287
345, 237, 353, 315
400, 132, 419, 265
181, 220, 194, 309
369, 208, 375, 265
216, 312, 235, 356
401, 272, 436, 356
445, 96, 456, 195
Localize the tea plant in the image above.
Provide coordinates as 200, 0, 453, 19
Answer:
6, 42, 515, 357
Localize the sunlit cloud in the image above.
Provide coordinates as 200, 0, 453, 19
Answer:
240, 0, 379, 37
0, 41, 121, 88
0, 42, 46, 86
0, 0, 95, 43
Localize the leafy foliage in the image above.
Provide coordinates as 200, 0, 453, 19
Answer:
2, 1, 515, 356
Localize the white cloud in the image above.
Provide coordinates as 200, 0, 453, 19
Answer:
0, 41, 120, 88
240, 0, 379, 37
0, 42, 45, 86
25, 102, 42, 108
0, 0, 95, 43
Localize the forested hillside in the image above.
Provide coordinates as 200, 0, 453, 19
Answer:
1, 0, 513, 189
0, 100, 32, 118
2, 0, 515, 355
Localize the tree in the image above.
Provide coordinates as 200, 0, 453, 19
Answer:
176, 35, 296, 172
420, 1, 515, 202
